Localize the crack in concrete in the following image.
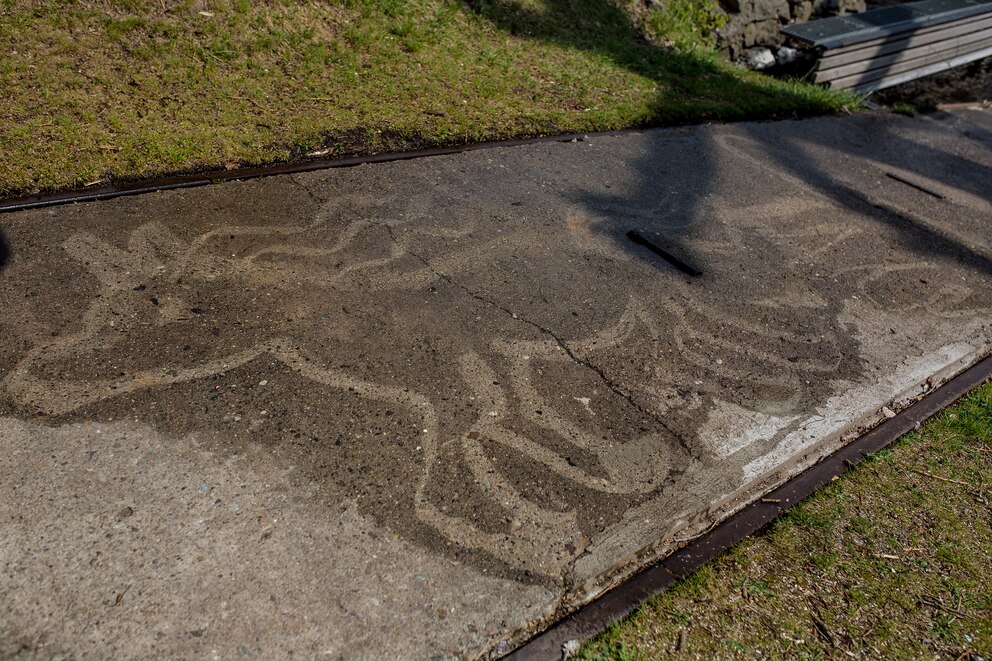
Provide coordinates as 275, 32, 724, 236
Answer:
285, 175, 693, 459
289, 173, 329, 207
376, 224, 701, 604
377, 222, 696, 461
280, 179, 696, 467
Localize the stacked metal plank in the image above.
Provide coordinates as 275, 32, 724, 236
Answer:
781, 0, 992, 92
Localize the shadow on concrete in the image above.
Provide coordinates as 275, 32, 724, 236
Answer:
788, 121, 992, 202
0, 230, 9, 272
468, 0, 992, 278
465, 0, 836, 275
584, 116, 992, 280
765, 127, 992, 275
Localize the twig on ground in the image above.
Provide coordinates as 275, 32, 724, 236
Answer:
113, 583, 131, 606
812, 615, 837, 647
912, 470, 975, 488
233, 95, 266, 112
920, 596, 974, 620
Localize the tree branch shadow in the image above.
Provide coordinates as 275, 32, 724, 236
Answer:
0, 230, 9, 272
468, 0, 992, 279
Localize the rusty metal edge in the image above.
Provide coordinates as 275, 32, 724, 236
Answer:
0, 130, 628, 214
503, 353, 992, 661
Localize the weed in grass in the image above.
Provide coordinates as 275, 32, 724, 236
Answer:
744, 578, 774, 598
668, 606, 691, 625
579, 639, 640, 661
847, 515, 874, 536
892, 102, 919, 117
725, 637, 747, 653
646, 0, 727, 51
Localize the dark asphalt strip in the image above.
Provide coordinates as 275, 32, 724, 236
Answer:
503, 354, 992, 661
0, 130, 629, 214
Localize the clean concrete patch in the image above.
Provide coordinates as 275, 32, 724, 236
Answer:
1, 109, 990, 658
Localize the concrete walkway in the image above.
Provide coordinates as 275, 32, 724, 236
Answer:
1, 108, 990, 659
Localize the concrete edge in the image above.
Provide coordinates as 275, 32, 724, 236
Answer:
500, 348, 992, 660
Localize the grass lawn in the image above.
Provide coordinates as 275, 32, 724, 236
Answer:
581, 381, 992, 660
0, 0, 857, 198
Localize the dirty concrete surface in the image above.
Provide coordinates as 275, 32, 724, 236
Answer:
1, 109, 990, 659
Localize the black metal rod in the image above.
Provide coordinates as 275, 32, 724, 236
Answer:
626, 229, 702, 276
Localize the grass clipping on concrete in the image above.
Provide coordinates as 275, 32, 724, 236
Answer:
582, 381, 992, 660
0, 0, 856, 197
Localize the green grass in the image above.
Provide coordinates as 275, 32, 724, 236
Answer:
581, 381, 992, 659
892, 102, 919, 117
0, 0, 858, 198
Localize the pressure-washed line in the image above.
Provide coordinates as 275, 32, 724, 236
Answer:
503, 353, 992, 660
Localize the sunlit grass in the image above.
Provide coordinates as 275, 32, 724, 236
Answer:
582, 382, 992, 659
0, 0, 858, 197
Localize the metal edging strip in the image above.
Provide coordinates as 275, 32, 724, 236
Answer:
0, 131, 630, 214
504, 353, 992, 660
